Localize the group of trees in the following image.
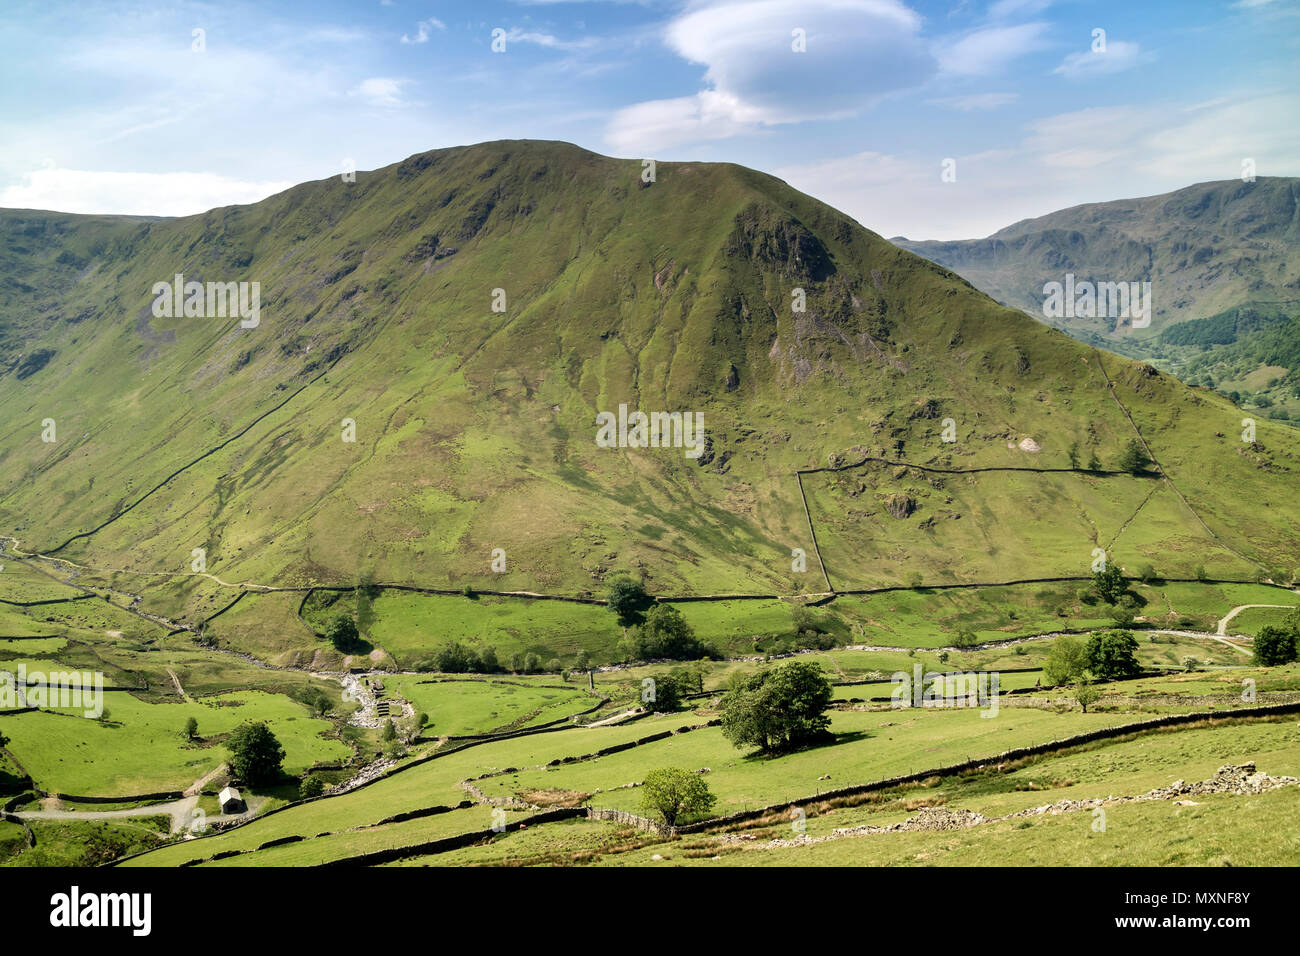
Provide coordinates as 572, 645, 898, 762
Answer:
1084, 561, 1147, 626
617, 603, 717, 662
1043, 630, 1142, 708
642, 665, 707, 713
1066, 439, 1150, 474
432, 642, 578, 675
787, 606, 841, 652
432, 641, 500, 673
636, 659, 835, 827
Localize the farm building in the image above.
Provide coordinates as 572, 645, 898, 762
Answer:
219, 786, 246, 814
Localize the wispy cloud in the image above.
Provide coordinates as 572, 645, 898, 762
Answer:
1054, 40, 1143, 79
928, 92, 1020, 111
401, 19, 446, 45
350, 77, 409, 108
936, 22, 1051, 76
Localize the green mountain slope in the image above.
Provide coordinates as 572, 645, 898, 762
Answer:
893, 178, 1300, 417
1, 141, 1297, 649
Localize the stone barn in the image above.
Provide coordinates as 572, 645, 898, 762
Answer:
219, 786, 246, 814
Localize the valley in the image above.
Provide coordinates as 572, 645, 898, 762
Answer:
1, 141, 1298, 870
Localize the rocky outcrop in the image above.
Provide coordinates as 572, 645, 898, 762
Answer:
883, 493, 916, 519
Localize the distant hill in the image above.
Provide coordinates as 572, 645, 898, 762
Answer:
894, 178, 1300, 419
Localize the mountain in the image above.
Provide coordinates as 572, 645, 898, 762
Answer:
1, 141, 1298, 651
894, 178, 1300, 418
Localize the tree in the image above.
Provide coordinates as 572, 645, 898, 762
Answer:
574, 649, 591, 671
1067, 441, 1080, 469
478, 645, 499, 673
719, 661, 833, 754
1109, 606, 1136, 628
523, 652, 542, 673
605, 573, 651, 625
183, 716, 199, 740
629, 604, 710, 661
1253, 625, 1298, 666
952, 628, 977, 648
381, 718, 397, 742
0, 727, 9, 750
1117, 439, 1151, 475
226, 721, 285, 787
1074, 672, 1103, 713
1087, 450, 1103, 471
299, 775, 325, 800
1085, 630, 1142, 680
638, 767, 716, 827
1043, 634, 1088, 686
644, 674, 681, 713
1195, 564, 1208, 582
295, 686, 331, 717
1091, 562, 1127, 604
323, 613, 360, 652
1137, 563, 1158, 585
546, 657, 562, 674
668, 665, 704, 695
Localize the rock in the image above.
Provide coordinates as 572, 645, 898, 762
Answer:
883, 493, 916, 519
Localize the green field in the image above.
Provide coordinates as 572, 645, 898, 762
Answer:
3, 689, 349, 796
385, 676, 597, 736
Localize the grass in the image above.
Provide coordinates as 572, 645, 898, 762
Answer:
1228, 606, 1296, 637
3, 689, 349, 796
600, 788, 1300, 867
384, 675, 596, 736
2, 817, 170, 867
364, 592, 622, 668
472, 706, 1167, 817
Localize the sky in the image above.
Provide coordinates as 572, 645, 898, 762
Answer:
1, 0, 1297, 239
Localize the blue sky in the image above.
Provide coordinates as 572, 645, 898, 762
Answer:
1, 0, 1296, 237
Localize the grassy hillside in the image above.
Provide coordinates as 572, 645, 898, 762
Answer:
1, 141, 1298, 672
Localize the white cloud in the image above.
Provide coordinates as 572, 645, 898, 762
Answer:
606, 91, 767, 153
605, 0, 935, 152
401, 19, 446, 44
503, 28, 602, 51
1053, 40, 1142, 79
351, 77, 408, 108
928, 92, 1019, 111
936, 22, 1050, 76
0, 168, 295, 217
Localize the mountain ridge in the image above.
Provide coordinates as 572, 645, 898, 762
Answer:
1, 141, 1297, 655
